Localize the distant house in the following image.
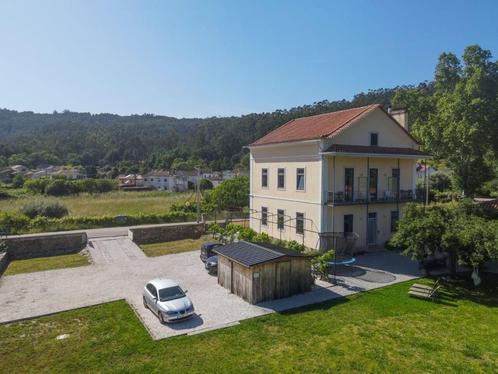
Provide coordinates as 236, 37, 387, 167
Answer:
10, 165, 29, 174
52, 167, 84, 180
144, 170, 188, 192
118, 174, 144, 189
416, 163, 436, 179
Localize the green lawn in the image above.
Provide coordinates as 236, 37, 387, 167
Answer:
0, 276, 497, 373
0, 190, 191, 217
140, 235, 214, 257
3, 252, 90, 275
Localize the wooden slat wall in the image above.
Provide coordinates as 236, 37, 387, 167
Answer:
217, 254, 313, 305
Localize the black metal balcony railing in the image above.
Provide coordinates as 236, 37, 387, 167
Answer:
328, 189, 422, 205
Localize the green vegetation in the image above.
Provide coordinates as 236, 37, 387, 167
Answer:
391, 201, 498, 280
4, 252, 90, 276
0, 277, 497, 372
393, 44, 498, 196
24, 177, 116, 196
0, 191, 190, 217
140, 235, 213, 257
20, 201, 68, 218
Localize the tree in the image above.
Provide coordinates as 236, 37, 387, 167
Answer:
209, 176, 249, 211
423, 45, 498, 195
199, 179, 213, 190
391, 201, 498, 280
12, 174, 25, 188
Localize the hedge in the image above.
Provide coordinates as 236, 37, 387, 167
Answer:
0, 211, 196, 234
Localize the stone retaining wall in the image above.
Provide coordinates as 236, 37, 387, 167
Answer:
3, 232, 88, 261
128, 222, 205, 244
0, 252, 9, 275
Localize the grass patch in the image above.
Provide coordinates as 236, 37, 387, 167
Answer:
4, 251, 90, 275
140, 235, 214, 257
0, 275, 497, 373
0, 190, 191, 217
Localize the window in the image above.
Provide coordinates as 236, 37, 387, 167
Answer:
392, 168, 400, 198
296, 212, 304, 234
146, 283, 157, 298
261, 168, 268, 188
391, 210, 399, 232
296, 168, 305, 191
277, 168, 285, 189
344, 214, 353, 237
277, 209, 285, 230
345, 168, 354, 201
370, 133, 378, 146
261, 207, 268, 226
369, 168, 378, 201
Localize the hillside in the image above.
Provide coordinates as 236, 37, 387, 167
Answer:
0, 87, 399, 172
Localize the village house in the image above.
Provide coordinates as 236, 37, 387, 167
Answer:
248, 104, 431, 251
143, 170, 188, 192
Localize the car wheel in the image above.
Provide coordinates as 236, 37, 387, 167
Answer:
143, 296, 148, 309
159, 311, 166, 324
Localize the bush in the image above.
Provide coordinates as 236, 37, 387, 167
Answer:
12, 174, 25, 188
0, 240, 7, 254
24, 178, 50, 194
286, 240, 306, 253
45, 179, 77, 196
253, 232, 271, 243
0, 189, 11, 200
20, 201, 69, 219
0, 212, 30, 234
200, 179, 214, 190
311, 250, 335, 279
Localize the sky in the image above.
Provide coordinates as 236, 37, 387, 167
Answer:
1, 0, 497, 118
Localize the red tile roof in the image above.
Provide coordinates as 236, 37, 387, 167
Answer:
477, 199, 498, 210
251, 104, 380, 146
324, 144, 430, 157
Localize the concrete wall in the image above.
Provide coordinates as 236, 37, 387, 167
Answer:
128, 222, 205, 244
4, 232, 87, 261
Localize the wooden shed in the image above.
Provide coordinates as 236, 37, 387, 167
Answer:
214, 241, 313, 304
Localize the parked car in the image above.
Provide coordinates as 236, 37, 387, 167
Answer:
143, 278, 194, 323
200, 242, 222, 262
204, 255, 218, 275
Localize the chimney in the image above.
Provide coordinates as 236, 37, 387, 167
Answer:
389, 109, 409, 131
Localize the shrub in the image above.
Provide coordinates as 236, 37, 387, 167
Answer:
20, 201, 69, 219
45, 179, 77, 196
0, 189, 11, 200
311, 250, 335, 280
0, 240, 7, 254
200, 179, 214, 190
12, 174, 25, 188
24, 178, 50, 194
0, 212, 30, 234
286, 240, 306, 253
253, 232, 271, 243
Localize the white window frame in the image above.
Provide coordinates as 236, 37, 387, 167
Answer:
277, 209, 285, 231
296, 167, 306, 192
261, 207, 268, 227
277, 168, 286, 190
295, 212, 305, 236
261, 168, 269, 189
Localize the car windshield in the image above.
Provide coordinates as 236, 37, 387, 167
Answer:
158, 286, 185, 301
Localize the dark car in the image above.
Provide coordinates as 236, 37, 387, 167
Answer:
204, 255, 218, 275
200, 242, 222, 262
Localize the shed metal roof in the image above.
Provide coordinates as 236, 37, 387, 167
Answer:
213, 241, 306, 267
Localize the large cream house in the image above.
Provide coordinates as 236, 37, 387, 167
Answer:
248, 104, 430, 251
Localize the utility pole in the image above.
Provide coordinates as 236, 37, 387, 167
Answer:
195, 167, 201, 223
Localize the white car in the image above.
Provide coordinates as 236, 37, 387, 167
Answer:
143, 278, 195, 323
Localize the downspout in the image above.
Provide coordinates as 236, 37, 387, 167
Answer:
366, 157, 370, 246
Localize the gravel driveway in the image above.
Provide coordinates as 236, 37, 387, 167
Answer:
0, 237, 419, 340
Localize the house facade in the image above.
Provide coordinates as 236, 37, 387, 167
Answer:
143, 170, 188, 191
248, 104, 430, 251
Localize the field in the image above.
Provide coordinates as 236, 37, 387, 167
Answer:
140, 235, 214, 257
0, 276, 496, 373
3, 251, 90, 275
0, 190, 192, 217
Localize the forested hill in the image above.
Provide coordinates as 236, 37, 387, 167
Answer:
0, 87, 399, 172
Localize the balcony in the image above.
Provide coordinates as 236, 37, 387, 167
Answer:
328, 189, 421, 205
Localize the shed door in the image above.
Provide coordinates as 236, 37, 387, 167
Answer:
275, 261, 291, 299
